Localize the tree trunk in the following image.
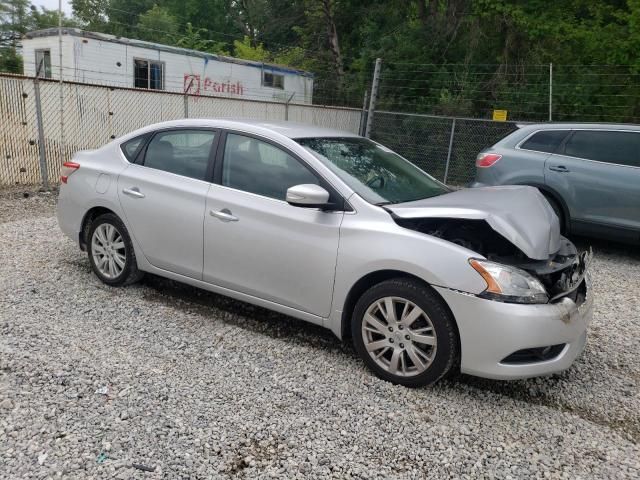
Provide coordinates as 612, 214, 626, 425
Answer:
321, 0, 344, 83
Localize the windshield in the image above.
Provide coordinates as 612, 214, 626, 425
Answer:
295, 137, 449, 205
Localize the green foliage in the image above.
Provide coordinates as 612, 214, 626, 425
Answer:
176, 22, 229, 54
0, 46, 22, 73
136, 5, 179, 44
233, 36, 269, 61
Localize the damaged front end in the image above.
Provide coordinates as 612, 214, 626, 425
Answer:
394, 216, 592, 304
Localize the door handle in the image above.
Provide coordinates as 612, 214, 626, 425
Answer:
209, 208, 239, 222
549, 165, 570, 173
122, 187, 145, 198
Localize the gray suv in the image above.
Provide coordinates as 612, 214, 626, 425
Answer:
471, 123, 640, 243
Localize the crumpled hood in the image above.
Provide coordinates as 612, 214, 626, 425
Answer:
387, 186, 561, 260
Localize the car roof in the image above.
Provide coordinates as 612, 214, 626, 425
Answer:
127, 118, 362, 140
516, 122, 640, 132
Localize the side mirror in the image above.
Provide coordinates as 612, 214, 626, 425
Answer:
286, 184, 330, 208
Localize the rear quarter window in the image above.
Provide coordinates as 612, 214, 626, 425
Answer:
121, 135, 148, 162
520, 130, 569, 153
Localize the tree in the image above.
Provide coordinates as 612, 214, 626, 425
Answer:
70, 0, 110, 31
177, 22, 229, 54
233, 35, 269, 61
136, 5, 179, 44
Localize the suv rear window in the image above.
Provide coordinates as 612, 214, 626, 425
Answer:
563, 130, 640, 167
520, 130, 569, 153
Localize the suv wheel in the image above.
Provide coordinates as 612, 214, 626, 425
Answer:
87, 213, 143, 286
352, 278, 459, 387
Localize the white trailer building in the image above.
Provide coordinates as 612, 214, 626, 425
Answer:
22, 28, 314, 104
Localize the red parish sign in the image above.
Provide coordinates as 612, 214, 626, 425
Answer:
184, 74, 245, 96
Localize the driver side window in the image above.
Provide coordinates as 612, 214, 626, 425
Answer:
222, 133, 319, 200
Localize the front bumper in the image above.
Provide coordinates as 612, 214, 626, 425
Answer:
434, 275, 594, 380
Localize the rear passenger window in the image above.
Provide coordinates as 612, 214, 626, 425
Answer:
143, 130, 216, 180
563, 130, 640, 167
520, 130, 569, 153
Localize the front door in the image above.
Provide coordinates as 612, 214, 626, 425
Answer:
203, 132, 343, 317
117, 128, 218, 279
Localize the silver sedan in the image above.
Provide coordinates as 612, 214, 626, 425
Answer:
57, 119, 593, 387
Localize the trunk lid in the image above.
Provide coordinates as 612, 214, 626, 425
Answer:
387, 186, 561, 260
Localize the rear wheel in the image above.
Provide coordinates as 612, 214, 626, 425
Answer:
352, 278, 459, 387
87, 213, 142, 286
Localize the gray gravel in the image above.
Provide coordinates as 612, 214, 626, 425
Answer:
1, 189, 639, 479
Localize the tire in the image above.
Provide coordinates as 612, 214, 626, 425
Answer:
352, 278, 459, 387
87, 213, 143, 286
542, 192, 566, 235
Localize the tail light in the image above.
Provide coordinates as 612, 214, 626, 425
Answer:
476, 153, 502, 168
60, 162, 80, 184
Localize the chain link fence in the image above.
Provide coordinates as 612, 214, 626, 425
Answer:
371, 111, 520, 186
0, 73, 363, 186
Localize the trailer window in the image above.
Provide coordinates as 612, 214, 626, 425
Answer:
263, 71, 284, 89
35, 49, 52, 79
134, 59, 164, 90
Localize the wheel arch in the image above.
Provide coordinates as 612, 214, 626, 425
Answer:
79, 206, 118, 251
517, 182, 571, 234
339, 270, 461, 350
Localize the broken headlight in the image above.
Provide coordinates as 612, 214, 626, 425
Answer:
469, 259, 548, 304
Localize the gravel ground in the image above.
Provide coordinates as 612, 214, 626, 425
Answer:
1, 188, 639, 479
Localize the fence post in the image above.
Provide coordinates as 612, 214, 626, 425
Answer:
58, 0, 65, 167
359, 89, 369, 136
443, 118, 456, 185
364, 58, 382, 138
549, 63, 553, 122
183, 93, 189, 118
33, 62, 49, 189
284, 92, 295, 121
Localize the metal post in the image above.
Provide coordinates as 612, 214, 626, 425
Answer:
549, 63, 553, 122
34, 60, 49, 188
364, 58, 382, 138
58, 0, 65, 168
284, 92, 295, 121
183, 77, 193, 118
359, 89, 369, 136
443, 118, 456, 185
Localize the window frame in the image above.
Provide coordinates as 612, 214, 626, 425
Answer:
557, 129, 640, 169
213, 129, 350, 211
262, 71, 285, 90
517, 129, 571, 155
35, 49, 52, 79
133, 58, 165, 90
133, 127, 221, 182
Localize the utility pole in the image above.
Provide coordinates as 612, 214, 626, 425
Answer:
364, 58, 382, 138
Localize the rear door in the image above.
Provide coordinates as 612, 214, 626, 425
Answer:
545, 129, 640, 233
117, 128, 218, 279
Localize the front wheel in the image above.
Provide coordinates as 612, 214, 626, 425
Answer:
87, 213, 142, 286
352, 278, 459, 387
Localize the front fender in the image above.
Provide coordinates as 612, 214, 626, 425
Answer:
327, 209, 487, 338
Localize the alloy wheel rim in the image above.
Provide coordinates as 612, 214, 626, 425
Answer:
362, 296, 437, 377
91, 224, 126, 279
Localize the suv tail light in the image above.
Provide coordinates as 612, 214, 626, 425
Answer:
476, 153, 502, 168
60, 162, 80, 184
